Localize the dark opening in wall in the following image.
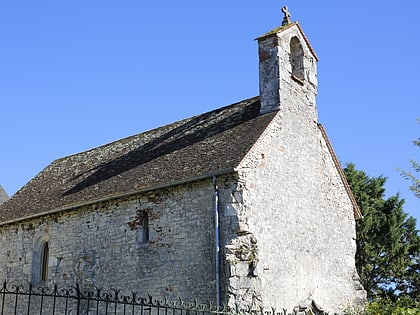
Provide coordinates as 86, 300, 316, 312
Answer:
129, 208, 151, 245
141, 212, 149, 243
32, 232, 50, 284
290, 36, 305, 83
41, 242, 49, 281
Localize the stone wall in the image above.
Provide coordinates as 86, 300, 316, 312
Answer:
229, 95, 366, 312
0, 179, 219, 303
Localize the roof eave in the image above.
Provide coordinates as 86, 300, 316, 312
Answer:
0, 168, 237, 228
317, 124, 363, 219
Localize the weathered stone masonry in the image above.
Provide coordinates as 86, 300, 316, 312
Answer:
0, 179, 222, 302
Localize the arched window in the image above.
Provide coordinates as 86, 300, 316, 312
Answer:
290, 36, 305, 83
31, 232, 50, 284
40, 242, 49, 281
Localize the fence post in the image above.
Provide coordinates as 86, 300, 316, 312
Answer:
0, 282, 6, 315
76, 283, 81, 315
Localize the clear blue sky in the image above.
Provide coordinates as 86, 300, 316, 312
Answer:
0, 1, 418, 226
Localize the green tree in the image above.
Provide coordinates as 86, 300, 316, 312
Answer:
400, 120, 420, 198
344, 163, 420, 301
361, 298, 420, 315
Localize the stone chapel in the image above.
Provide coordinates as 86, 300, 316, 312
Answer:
0, 8, 366, 313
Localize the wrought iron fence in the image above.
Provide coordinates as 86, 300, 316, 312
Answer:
0, 281, 326, 315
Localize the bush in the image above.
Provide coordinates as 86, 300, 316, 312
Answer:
347, 298, 420, 315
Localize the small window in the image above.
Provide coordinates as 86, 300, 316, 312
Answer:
40, 242, 49, 281
290, 36, 305, 83
140, 211, 149, 243
130, 209, 150, 246
31, 232, 50, 284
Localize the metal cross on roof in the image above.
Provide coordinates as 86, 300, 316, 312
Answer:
281, 5, 291, 26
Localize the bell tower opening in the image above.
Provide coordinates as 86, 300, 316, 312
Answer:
290, 36, 305, 83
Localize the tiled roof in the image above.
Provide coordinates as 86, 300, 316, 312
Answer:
0, 97, 276, 224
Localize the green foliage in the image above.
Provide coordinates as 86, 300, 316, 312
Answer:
344, 163, 420, 301
400, 119, 420, 199
346, 299, 420, 315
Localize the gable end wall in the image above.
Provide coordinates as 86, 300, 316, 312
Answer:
230, 109, 366, 312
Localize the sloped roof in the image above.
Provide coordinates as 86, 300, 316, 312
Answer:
0, 97, 276, 224
317, 124, 363, 219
